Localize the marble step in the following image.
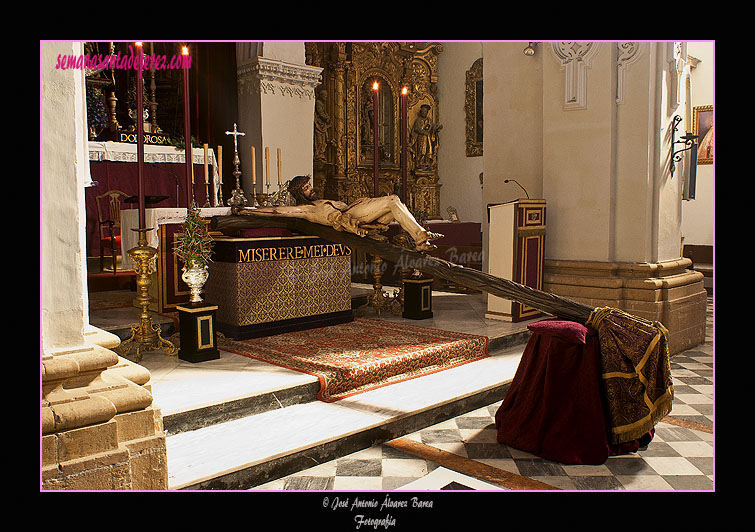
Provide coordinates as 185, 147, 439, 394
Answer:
162, 379, 321, 435
165, 343, 524, 490
160, 326, 531, 437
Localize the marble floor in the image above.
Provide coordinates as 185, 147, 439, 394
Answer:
89, 284, 714, 493
251, 320, 714, 492
270, 295, 712, 493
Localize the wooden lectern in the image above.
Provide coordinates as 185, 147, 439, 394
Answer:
485, 199, 546, 322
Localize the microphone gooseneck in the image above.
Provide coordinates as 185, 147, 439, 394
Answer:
504, 179, 530, 199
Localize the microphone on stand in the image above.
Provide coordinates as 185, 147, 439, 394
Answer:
150, 163, 181, 206
504, 179, 530, 199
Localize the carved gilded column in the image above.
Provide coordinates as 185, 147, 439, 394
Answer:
402, 43, 443, 217
332, 43, 347, 180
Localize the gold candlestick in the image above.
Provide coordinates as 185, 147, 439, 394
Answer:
115, 228, 177, 361
369, 254, 389, 318
204, 182, 211, 208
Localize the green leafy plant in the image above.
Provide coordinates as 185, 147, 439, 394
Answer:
167, 135, 200, 150
174, 202, 214, 268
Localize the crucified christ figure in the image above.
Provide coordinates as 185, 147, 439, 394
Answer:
239, 175, 443, 251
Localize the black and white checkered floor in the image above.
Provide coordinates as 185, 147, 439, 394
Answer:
254, 298, 714, 492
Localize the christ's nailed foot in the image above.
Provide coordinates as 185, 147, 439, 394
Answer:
415, 241, 438, 252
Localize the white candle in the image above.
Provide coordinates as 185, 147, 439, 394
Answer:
277, 148, 282, 185
203, 144, 209, 184
265, 147, 270, 185
251, 146, 256, 184
218, 145, 223, 184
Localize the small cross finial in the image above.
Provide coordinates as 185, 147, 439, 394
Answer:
225, 122, 246, 151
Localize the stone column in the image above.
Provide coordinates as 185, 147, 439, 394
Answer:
540, 42, 706, 354
41, 41, 169, 490
481, 42, 705, 354
236, 42, 322, 200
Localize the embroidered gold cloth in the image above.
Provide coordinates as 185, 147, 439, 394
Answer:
586, 308, 674, 444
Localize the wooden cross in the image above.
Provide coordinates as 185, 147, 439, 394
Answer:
225, 122, 245, 152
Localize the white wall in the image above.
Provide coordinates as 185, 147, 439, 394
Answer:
437, 42, 484, 224
236, 42, 319, 198
480, 42, 543, 272
41, 41, 91, 351
681, 42, 714, 247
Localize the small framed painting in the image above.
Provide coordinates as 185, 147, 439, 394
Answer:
693, 105, 713, 164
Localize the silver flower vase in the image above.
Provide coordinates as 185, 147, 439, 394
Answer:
182, 264, 209, 303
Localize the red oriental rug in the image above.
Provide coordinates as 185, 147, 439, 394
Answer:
222, 318, 489, 402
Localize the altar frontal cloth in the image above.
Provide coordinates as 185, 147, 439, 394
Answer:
205, 235, 353, 339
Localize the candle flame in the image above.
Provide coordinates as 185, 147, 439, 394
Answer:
402, 87, 408, 95
182, 45, 189, 55
135, 42, 143, 48
373, 81, 379, 91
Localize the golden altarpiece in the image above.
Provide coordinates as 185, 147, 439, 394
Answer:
305, 42, 444, 218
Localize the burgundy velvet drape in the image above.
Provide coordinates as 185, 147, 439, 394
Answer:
495, 319, 654, 465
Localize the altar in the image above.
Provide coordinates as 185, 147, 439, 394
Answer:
85, 141, 223, 259
205, 233, 354, 339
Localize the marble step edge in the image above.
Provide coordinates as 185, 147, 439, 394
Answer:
162, 379, 321, 436
169, 378, 513, 490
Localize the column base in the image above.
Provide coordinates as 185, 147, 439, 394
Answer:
543, 258, 707, 354
41, 329, 169, 490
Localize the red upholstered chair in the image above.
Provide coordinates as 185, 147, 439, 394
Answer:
95, 190, 129, 273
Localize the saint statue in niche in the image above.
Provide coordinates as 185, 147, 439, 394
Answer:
313, 86, 331, 161
241, 175, 443, 252
409, 104, 443, 170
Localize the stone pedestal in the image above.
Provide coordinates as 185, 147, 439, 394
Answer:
41, 333, 169, 490
177, 303, 220, 363
543, 257, 707, 354
402, 278, 434, 320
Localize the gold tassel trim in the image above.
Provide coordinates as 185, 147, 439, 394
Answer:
609, 387, 674, 444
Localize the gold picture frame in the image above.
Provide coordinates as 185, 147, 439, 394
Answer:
465, 58, 483, 157
693, 105, 713, 165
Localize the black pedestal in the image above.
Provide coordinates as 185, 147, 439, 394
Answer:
402, 278, 433, 320
177, 303, 220, 363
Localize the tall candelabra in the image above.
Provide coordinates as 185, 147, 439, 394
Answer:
115, 228, 177, 361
